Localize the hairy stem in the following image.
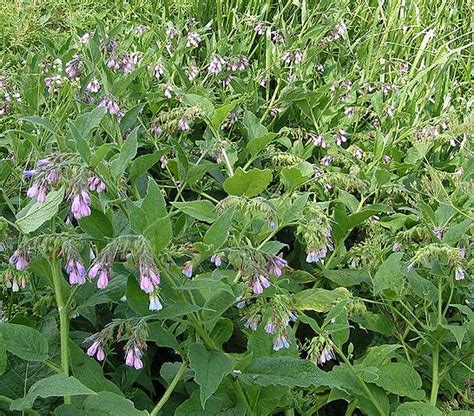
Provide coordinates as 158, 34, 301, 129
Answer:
50, 257, 71, 405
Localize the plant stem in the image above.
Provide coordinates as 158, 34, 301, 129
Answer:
50, 257, 71, 405
334, 345, 385, 416
430, 343, 440, 405
150, 361, 187, 416
233, 378, 253, 415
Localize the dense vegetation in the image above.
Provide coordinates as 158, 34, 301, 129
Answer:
0, 0, 472, 414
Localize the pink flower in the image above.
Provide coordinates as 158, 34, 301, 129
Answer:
71, 190, 91, 219
97, 270, 110, 289
125, 347, 143, 369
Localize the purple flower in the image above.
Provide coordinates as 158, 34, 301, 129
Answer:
65, 56, 81, 78
269, 256, 287, 277
37, 185, 47, 203
245, 318, 259, 331
27, 182, 39, 198
392, 242, 401, 252
66, 258, 86, 285
294, 49, 303, 64
87, 340, 105, 361
9, 250, 29, 270
99, 97, 121, 116
249, 275, 271, 294
125, 346, 143, 369
71, 190, 91, 219
317, 345, 336, 365
208, 56, 225, 74
273, 335, 290, 351
88, 176, 106, 193
182, 261, 193, 278
178, 117, 190, 131
210, 253, 224, 267
23, 169, 36, 179
434, 227, 444, 239
107, 55, 120, 70
321, 155, 332, 166
86, 79, 100, 93
97, 270, 110, 289
186, 32, 201, 47
264, 321, 276, 334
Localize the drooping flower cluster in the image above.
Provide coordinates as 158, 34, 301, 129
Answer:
226, 248, 288, 295
242, 295, 296, 351
297, 206, 333, 264
307, 335, 336, 366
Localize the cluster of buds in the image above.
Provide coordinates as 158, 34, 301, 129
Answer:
186, 66, 199, 81
151, 106, 201, 135
0, 77, 21, 116
297, 206, 333, 263
2, 268, 30, 292
66, 254, 87, 285
242, 295, 296, 351
307, 335, 336, 366
24, 156, 63, 203
407, 244, 468, 282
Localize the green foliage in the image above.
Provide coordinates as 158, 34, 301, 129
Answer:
0, 0, 472, 415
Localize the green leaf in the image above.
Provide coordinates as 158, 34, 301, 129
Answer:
54, 391, 146, 415
223, 168, 272, 198
203, 207, 235, 249
323, 269, 371, 287
364, 362, 425, 400
175, 391, 245, 416
16, 187, 64, 233
293, 287, 351, 312
280, 162, 313, 190
78, 208, 114, 239
69, 341, 122, 395
110, 127, 138, 177
188, 343, 234, 407
10, 374, 95, 411
21, 115, 56, 135
373, 252, 404, 296
144, 216, 172, 254
68, 120, 91, 162
147, 323, 181, 351
242, 111, 267, 139
120, 103, 145, 133
74, 107, 107, 139
241, 357, 340, 388
142, 178, 168, 220
393, 402, 442, 416
182, 94, 214, 117
361, 344, 402, 367
0, 331, 7, 376
172, 200, 217, 223
211, 101, 238, 129
405, 269, 437, 301
351, 312, 396, 336
246, 133, 276, 158
0, 323, 48, 362
129, 149, 168, 180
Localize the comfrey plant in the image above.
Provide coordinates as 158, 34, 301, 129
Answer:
0, 2, 472, 415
